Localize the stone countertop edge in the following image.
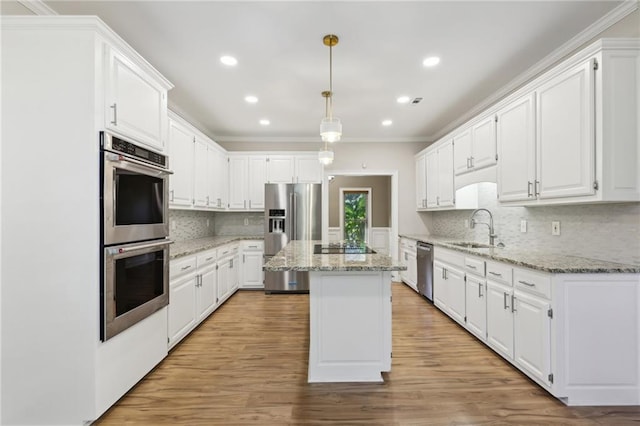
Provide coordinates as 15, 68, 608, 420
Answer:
263, 240, 407, 272
399, 234, 640, 274
170, 235, 264, 260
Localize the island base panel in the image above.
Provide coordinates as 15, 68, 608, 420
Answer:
308, 271, 392, 383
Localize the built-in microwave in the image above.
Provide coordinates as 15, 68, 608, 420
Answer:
102, 238, 172, 341
101, 131, 172, 246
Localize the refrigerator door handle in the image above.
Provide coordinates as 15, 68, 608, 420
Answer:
291, 191, 297, 240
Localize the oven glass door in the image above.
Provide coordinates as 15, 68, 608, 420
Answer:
103, 151, 170, 245
103, 239, 171, 340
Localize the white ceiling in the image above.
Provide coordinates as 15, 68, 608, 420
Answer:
44, 1, 625, 144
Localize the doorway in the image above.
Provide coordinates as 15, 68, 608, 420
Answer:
339, 187, 371, 244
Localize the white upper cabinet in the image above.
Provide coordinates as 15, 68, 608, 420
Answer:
497, 93, 537, 202
536, 59, 596, 200
495, 41, 640, 205
228, 155, 266, 211
193, 137, 209, 208
105, 47, 168, 152
168, 118, 194, 207
453, 116, 496, 176
248, 156, 267, 210
471, 116, 497, 170
415, 153, 427, 210
267, 155, 295, 183
295, 156, 324, 183
168, 112, 227, 210
453, 128, 472, 175
437, 139, 455, 207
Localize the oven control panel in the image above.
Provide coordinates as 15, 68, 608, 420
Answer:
101, 132, 167, 168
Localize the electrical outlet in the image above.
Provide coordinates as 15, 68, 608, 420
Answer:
244, 218, 249, 226
551, 221, 561, 236
171, 220, 176, 231
206, 219, 210, 228
520, 219, 527, 233
464, 219, 469, 228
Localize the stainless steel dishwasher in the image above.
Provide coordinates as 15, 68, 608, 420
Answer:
416, 242, 433, 302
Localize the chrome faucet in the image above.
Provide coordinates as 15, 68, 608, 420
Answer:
469, 208, 497, 246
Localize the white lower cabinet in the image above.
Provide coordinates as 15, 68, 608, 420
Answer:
464, 274, 486, 341
168, 243, 240, 349
486, 280, 515, 359
433, 249, 466, 326
242, 241, 264, 289
513, 289, 551, 385
399, 238, 417, 291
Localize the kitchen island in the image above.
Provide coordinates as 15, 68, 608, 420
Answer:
264, 240, 406, 383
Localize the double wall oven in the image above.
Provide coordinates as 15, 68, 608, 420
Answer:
100, 131, 173, 341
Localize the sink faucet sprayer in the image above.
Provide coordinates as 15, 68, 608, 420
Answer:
469, 208, 497, 246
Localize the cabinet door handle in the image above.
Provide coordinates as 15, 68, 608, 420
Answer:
248, 245, 258, 248
470, 156, 474, 168
444, 268, 447, 280
436, 196, 440, 206
489, 271, 502, 277
467, 264, 477, 270
181, 265, 192, 271
518, 280, 535, 287
243, 254, 245, 263
527, 181, 533, 197
511, 295, 517, 313
535, 180, 540, 196
466, 157, 471, 169
244, 200, 247, 209
205, 256, 214, 261
478, 282, 483, 298
249, 200, 252, 209
170, 190, 174, 202
110, 103, 117, 125
503, 292, 510, 310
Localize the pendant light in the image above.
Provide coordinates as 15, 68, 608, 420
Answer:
318, 34, 341, 165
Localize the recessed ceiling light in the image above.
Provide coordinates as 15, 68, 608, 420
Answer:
259, 119, 270, 126
382, 120, 393, 126
397, 96, 410, 104
245, 95, 258, 104
220, 55, 238, 66
423, 56, 441, 67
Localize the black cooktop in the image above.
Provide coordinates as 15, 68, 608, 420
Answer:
313, 244, 376, 255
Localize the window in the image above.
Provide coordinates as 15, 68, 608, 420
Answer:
341, 188, 371, 245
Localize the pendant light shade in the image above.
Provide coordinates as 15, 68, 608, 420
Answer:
318, 149, 334, 165
320, 117, 342, 143
318, 34, 340, 165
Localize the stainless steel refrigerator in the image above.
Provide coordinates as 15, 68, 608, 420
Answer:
264, 183, 322, 293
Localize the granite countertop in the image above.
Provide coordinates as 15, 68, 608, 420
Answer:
400, 234, 640, 274
263, 240, 407, 272
171, 235, 263, 259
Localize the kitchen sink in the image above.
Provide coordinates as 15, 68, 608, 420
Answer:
447, 241, 496, 249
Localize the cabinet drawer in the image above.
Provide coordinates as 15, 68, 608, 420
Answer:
464, 257, 485, 276
514, 267, 551, 299
218, 244, 239, 259
486, 261, 513, 285
170, 255, 197, 279
434, 247, 464, 267
197, 249, 217, 268
243, 240, 264, 251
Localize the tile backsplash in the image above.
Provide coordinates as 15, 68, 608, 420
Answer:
429, 183, 640, 265
169, 209, 264, 241
169, 210, 216, 241
214, 212, 263, 236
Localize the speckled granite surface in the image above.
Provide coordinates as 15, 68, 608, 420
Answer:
263, 240, 407, 272
171, 235, 263, 259
400, 234, 640, 274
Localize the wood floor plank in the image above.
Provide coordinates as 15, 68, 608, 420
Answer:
94, 283, 640, 425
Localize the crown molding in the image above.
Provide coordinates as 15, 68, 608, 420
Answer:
215, 135, 431, 144
428, 0, 639, 142
18, 0, 57, 16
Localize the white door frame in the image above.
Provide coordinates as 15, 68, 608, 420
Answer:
338, 187, 372, 243
322, 170, 399, 265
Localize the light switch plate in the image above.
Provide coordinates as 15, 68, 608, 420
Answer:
464, 219, 469, 228
552, 221, 561, 236
520, 219, 527, 233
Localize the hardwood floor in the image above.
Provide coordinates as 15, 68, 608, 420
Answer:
95, 283, 640, 425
